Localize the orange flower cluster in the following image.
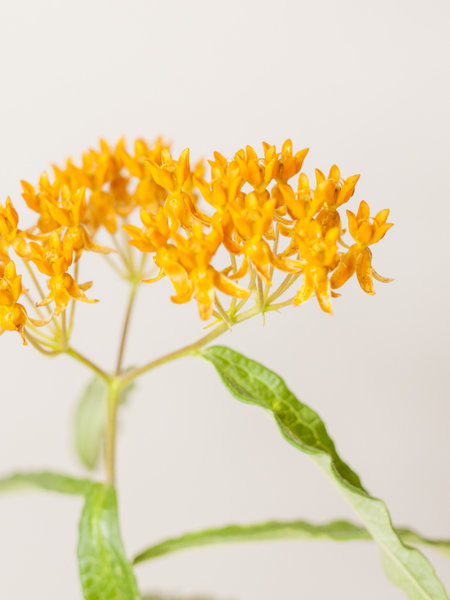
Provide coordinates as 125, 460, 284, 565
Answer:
0, 138, 393, 342
125, 140, 393, 318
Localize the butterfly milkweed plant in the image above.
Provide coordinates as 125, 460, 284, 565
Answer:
0, 138, 448, 600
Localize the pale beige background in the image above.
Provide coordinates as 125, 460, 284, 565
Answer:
0, 0, 449, 598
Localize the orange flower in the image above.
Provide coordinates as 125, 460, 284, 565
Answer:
28, 233, 98, 315
123, 207, 170, 253
315, 166, 360, 232
21, 174, 59, 234
0, 197, 33, 262
293, 222, 340, 313
0, 262, 28, 342
149, 223, 249, 320
331, 201, 393, 294
0, 261, 48, 343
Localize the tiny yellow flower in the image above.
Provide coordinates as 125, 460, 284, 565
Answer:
293, 222, 340, 313
331, 201, 393, 294
0, 197, 33, 262
0, 261, 47, 343
28, 233, 98, 315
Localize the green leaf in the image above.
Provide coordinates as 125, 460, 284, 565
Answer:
133, 519, 450, 565
200, 345, 448, 600
0, 471, 92, 495
75, 377, 108, 470
74, 375, 135, 470
78, 482, 141, 600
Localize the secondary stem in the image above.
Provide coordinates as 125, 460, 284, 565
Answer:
118, 304, 261, 388
66, 347, 109, 381
115, 282, 139, 375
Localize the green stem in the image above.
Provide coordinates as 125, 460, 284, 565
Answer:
115, 282, 139, 375
22, 260, 47, 307
25, 331, 59, 355
118, 304, 262, 387
267, 273, 299, 303
66, 347, 109, 381
105, 378, 121, 483
267, 298, 295, 311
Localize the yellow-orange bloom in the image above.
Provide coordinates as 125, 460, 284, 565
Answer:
293, 222, 340, 313
0, 262, 29, 343
0, 138, 393, 338
331, 201, 393, 294
149, 223, 249, 320
28, 233, 98, 315
40, 186, 112, 260
0, 198, 33, 262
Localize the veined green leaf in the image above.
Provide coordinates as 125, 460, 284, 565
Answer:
74, 375, 135, 470
200, 345, 448, 600
0, 471, 92, 495
78, 483, 141, 600
133, 519, 450, 565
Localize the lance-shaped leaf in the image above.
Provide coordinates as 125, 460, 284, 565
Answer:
74, 375, 135, 470
200, 345, 448, 600
133, 519, 450, 565
0, 471, 92, 495
78, 483, 141, 600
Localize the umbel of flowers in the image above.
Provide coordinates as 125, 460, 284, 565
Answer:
0, 138, 392, 344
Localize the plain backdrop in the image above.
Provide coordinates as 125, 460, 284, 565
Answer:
0, 1, 449, 598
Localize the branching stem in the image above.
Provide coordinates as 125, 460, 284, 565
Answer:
118, 304, 261, 388
66, 347, 109, 381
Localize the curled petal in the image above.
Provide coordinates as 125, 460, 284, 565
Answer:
357, 222, 374, 245
192, 268, 215, 320
170, 287, 195, 304
356, 200, 370, 220
13, 237, 33, 259
143, 268, 165, 284
315, 273, 333, 314
356, 248, 375, 294
372, 267, 394, 283
293, 272, 314, 305
228, 256, 249, 280
43, 196, 71, 227
374, 208, 390, 225
346, 210, 358, 240
175, 149, 190, 186
20, 181, 40, 212
315, 169, 325, 185
330, 246, 359, 289
371, 222, 393, 244
336, 174, 360, 207
214, 270, 250, 299
148, 162, 176, 191
248, 160, 262, 188
28, 315, 53, 328
272, 254, 302, 273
